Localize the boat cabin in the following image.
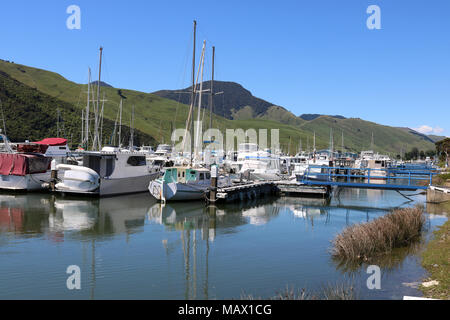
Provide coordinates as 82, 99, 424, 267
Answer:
163, 167, 211, 184
80, 152, 148, 178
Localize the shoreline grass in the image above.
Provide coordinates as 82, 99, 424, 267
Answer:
420, 220, 450, 300
241, 282, 357, 300
332, 205, 425, 262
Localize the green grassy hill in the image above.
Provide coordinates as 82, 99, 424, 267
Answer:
0, 59, 438, 155
0, 70, 155, 147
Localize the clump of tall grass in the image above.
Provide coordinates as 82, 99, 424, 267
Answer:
332, 205, 425, 262
241, 282, 358, 300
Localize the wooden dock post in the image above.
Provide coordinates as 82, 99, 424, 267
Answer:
209, 165, 218, 203
50, 160, 57, 192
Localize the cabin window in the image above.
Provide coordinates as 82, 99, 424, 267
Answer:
199, 173, 205, 180
182, 172, 185, 178
127, 156, 146, 166
206, 173, 211, 179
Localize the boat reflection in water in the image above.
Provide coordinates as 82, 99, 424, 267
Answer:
0, 187, 443, 300
49, 193, 155, 238
277, 197, 330, 220
148, 201, 217, 241
0, 194, 53, 235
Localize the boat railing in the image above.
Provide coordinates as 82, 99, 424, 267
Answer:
302, 165, 439, 188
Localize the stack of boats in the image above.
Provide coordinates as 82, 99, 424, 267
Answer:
0, 131, 402, 202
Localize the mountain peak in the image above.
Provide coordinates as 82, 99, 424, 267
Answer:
89, 80, 113, 88
153, 80, 278, 119
299, 114, 347, 121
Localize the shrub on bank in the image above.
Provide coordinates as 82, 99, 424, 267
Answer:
432, 173, 450, 187
332, 205, 425, 262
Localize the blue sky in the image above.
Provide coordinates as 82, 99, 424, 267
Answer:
0, 0, 449, 136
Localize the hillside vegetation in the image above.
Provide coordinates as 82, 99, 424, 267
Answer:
0, 70, 155, 147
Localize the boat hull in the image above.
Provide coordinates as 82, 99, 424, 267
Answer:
149, 180, 206, 201
57, 172, 160, 197
0, 172, 50, 191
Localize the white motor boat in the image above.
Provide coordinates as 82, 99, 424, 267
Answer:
149, 166, 211, 201
0, 137, 70, 191
55, 148, 161, 197
289, 154, 309, 179
228, 143, 282, 181
355, 150, 392, 180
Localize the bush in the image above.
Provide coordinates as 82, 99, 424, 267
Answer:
332, 205, 425, 262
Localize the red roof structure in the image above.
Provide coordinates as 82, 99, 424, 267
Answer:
33, 138, 68, 146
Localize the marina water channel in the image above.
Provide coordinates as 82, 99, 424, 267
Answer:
0, 188, 447, 300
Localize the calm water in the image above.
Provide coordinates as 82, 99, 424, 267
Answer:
0, 188, 447, 300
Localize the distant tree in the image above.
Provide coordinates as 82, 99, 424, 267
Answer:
436, 138, 450, 168
425, 150, 436, 158
411, 147, 419, 160
419, 150, 425, 160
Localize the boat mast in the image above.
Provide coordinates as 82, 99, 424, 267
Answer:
195, 41, 206, 163
118, 98, 123, 148
0, 98, 6, 136
313, 131, 316, 163
129, 105, 135, 150
81, 109, 84, 145
371, 132, 374, 150
85, 68, 91, 149
93, 46, 103, 151
330, 128, 334, 161
190, 21, 197, 166
99, 93, 105, 148
57, 108, 60, 137
209, 46, 215, 130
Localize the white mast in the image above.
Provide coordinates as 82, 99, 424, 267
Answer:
181, 20, 196, 166
129, 105, 135, 150
85, 68, 91, 148
195, 41, 206, 162
313, 131, 316, 163
81, 109, 84, 145
118, 99, 123, 148
93, 47, 103, 151
99, 93, 105, 148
